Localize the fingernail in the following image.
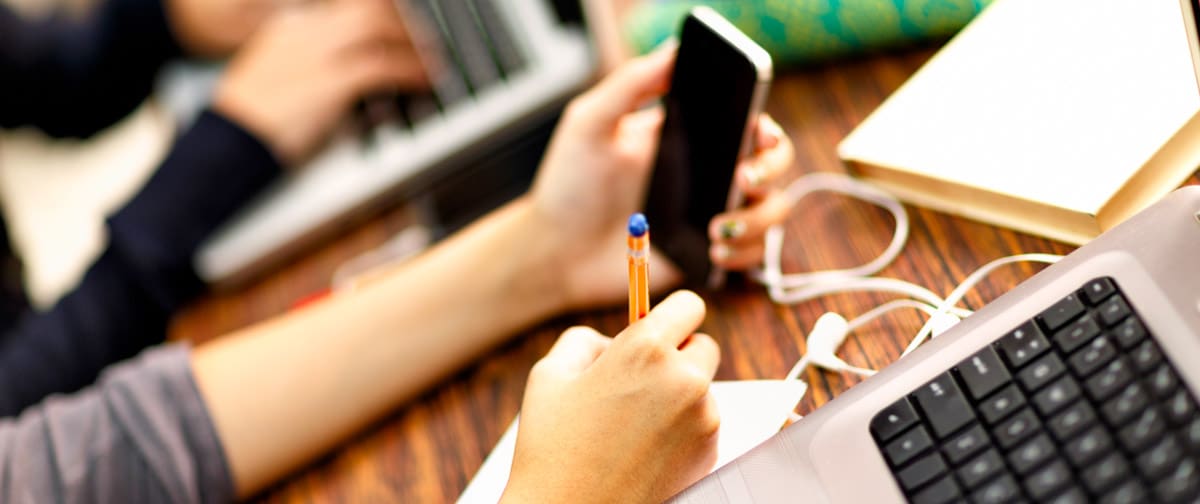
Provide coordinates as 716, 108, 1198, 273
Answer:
765, 117, 783, 137
718, 220, 746, 240
712, 244, 732, 261
766, 129, 782, 147
743, 166, 764, 188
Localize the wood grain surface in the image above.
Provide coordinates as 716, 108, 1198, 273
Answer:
169, 46, 1195, 502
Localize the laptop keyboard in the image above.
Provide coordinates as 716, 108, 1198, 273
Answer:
407, 0, 526, 111
870, 277, 1200, 503
359, 0, 530, 132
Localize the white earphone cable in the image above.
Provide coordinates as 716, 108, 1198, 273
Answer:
901, 253, 1063, 357
749, 173, 1064, 423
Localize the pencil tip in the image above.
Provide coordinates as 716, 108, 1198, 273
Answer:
628, 213, 648, 237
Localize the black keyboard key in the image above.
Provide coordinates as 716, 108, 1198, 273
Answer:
994, 408, 1041, 450
1085, 358, 1135, 402
1008, 433, 1055, 474
994, 321, 1050, 369
886, 425, 933, 467
390, 95, 415, 129
1153, 458, 1200, 503
1081, 452, 1130, 494
872, 398, 919, 441
912, 373, 976, 438
1098, 480, 1147, 504
866, 277, 1199, 504
406, 94, 439, 123
1052, 314, 1101, 354
1101, 384, 1149, 427
1164, 389, 1197, 426
1024, 459, 1072, 501
1067, 336, 1116, 378
1185, 418, 1200, 453
979, 384, 1026, 425
1048, 401, 1097, 442
1130, 339, 1163, 374
898, 452, 949, 492
957, 449, 1006, 489
1146, 364, 1180, 399
971, 474, 1021, 504
1112, 318, 1147, 350
956, 347, 1011, 401
1017, 353, 1066, 392
1080, 277, 1117, 305
943, 424, 990, 464
1065, 425, 1113, 467
1033, 376, 1082, 417
1136, 435, 1183, 481
1096, 296, 1131, 327
354, 96, 402, 134
1049, 486, 1089, 504
1117, 407, 1166, 453
911, 475, 961, 504
1039, 293, 1086, 331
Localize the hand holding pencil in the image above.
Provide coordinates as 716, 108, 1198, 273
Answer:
506, 291, 720, 504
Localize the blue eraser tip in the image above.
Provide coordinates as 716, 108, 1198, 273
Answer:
628, 213, 648, 237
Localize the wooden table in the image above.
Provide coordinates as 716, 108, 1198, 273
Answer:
171, 46, 1096, 502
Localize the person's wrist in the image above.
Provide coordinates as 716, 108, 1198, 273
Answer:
212, 86, 311, 167
211, 89, 279, 158
505, 198, 573, 319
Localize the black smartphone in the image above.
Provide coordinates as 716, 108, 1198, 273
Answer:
644, 6, 773, 289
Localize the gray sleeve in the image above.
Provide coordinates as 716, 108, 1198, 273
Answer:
0, 344, 235, 504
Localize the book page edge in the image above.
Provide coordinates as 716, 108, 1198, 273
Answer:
846, 160, 1100, 246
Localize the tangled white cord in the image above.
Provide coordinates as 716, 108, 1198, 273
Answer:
752, 172, 910, 297
751, 173, 1063, 411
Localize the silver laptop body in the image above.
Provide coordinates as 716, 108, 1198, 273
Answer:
188, 0, 593, 283
671, 3, 1200, 501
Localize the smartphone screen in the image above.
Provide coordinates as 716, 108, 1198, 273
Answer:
644, 10, 769, 287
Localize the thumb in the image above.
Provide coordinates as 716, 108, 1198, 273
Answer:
574, 44, 676, 136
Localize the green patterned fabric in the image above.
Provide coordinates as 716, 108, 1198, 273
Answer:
624, 0, 994, 66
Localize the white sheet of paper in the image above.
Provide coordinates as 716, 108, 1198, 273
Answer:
456, 379, 809, 503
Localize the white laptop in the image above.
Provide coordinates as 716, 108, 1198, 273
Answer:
669, 2, 1200, 503
183, 0, 593, 283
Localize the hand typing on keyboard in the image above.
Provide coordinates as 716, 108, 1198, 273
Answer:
212, 0, 433, 165
503, 291, 720, 504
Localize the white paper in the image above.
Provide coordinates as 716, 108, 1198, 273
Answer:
456, 379, 809, 503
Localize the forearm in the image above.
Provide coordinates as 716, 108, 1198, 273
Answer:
0, 0, 182, 137
192, 197, 566, 497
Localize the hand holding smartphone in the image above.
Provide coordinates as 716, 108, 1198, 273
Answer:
644, 7, 773, 289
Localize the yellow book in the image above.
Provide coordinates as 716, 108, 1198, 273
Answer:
839, 0, 1200, 245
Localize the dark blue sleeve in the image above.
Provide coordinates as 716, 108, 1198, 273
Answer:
0, 110, 282, 416
0, 0, 182, 138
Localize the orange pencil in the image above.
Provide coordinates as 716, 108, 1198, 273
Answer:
627, 213, 650, 324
